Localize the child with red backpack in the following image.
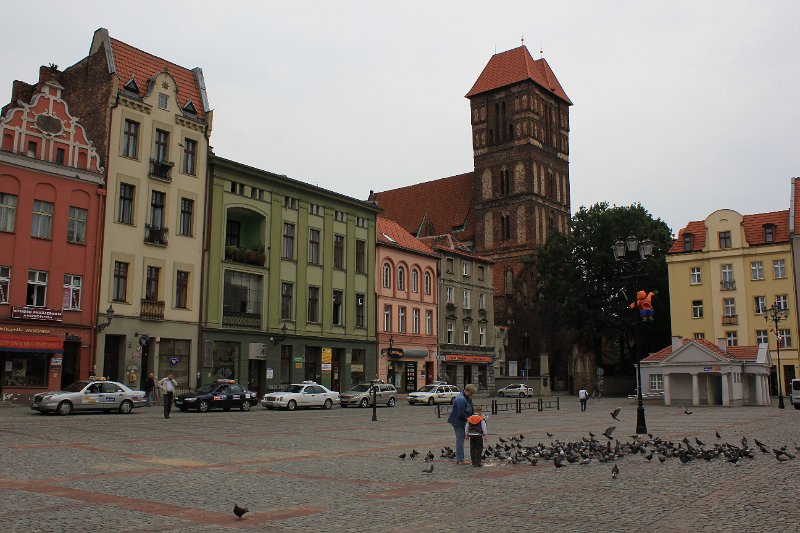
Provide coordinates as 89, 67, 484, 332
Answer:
465, 405, 487, 467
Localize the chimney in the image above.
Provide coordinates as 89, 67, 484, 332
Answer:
671, 335, 682, 352
717, 338, 727, 353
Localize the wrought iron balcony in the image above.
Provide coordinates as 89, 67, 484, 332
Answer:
140, 299, 165, 320
144, 224, 168, 245
722, 314, 738, 325
720, 280, 736, 290
149, 158, 174, 182
222, 311, 262, 329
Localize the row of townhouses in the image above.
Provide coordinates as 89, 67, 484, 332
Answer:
0, 28, 503, 398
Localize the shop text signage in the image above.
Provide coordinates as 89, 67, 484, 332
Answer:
444, 354, 493, 363
11, 306, 63, 322
0, 334, 63, 352
382, 347, 404, 358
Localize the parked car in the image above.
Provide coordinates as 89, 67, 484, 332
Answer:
175, 379, 257, 412
790, 379, 800, 410
340, 383, 397, 407
261, 382, 339, 410
407, 384, 461, 405
30, 377, 146, 415
497, 383, 534, 398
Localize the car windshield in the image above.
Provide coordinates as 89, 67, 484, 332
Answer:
194, 384, 216, 394
417, 385, 437, 393
349, 385, 371, 392
63, 381, 90, 392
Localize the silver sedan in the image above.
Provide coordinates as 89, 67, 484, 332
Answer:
31, 379, 147, 415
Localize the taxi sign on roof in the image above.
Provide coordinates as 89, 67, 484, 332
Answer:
214, 378, 236, 384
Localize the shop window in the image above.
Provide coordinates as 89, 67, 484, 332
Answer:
2, 354, 48, 387
159, 339, 191, 385
211, 341, 239, 383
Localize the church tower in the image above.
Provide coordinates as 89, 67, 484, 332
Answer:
466, 45, 572, 373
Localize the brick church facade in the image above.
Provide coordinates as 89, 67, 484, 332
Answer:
370, 45, 572, 380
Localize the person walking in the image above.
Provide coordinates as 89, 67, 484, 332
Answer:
578, 385, 589, 412
465, 405, 487, 467
447, 383, 475, 465
159, 372, 177, 419
143, 372, 155, 407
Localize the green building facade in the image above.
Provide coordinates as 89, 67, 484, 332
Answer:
203, 156, 379, 394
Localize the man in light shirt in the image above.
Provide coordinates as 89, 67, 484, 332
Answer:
159, 372, 177, 419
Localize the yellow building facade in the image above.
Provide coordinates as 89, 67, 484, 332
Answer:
668, 208, 798, 397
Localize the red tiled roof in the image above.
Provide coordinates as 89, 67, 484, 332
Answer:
377, 217, 436, 257
742, 210, 789, 246
370, 172, 475, 240
643, 339, 759, 363
465, 46, 572, 105
418, 234, 493, 263
668, 221, 707, 253
110, 38, 205, 119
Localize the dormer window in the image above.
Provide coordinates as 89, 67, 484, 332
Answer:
182, 100, 197, 115
764, 224, 775, 243
124, 78, 140, 94
683, 233, 694, 251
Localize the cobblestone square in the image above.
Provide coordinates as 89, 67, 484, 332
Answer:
0, 398, 797, 532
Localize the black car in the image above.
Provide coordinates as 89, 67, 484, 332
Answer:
175, 379, 257, 412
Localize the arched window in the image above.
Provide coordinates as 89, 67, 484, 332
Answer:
397, 266, 405, 291
504, 269, 513, 295
411, 269, 419, 293
424, 272, 432, 295
383, 263, 392, 288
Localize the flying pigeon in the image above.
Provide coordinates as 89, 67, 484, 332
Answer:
610, 407, 621, 421
233, 504, 249, 520
603, 426, 616, 440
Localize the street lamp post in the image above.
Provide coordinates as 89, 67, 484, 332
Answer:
764, 303, 788, 409
613, 234, 653, 435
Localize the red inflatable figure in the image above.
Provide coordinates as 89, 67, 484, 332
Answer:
630, 290, 654, 321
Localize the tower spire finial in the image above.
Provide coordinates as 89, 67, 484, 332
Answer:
521, 34, 525, 46
539, 44, 543, 58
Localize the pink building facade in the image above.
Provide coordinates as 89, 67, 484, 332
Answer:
0, 74, 104, 397
376, 217, 438, 392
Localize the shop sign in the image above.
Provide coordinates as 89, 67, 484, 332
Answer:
248, 343, 267, 360
382, 347, 404, 358
444, 354, 493, 363
0, 334, 64, 352
322, 363, 332, 371
11, 306, 63, 322
322, 347, 332, 364
351, 364, 364, 372
50, 356, 62, 368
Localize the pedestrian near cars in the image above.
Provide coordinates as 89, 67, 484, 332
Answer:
143, 372, 155, 407
159, 372, 177, 419
578, 385, 589, 412
447, 383, 475, 465
465, 405, 487, 467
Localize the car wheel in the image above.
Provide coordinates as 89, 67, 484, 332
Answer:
519, 392, 526, 398
287, 400, 297, 411
498, 391, 505, 397
56, 401, 72, 416
323, 399, 333, 409
359, 397, 369, 408
387, 397, 396, 407
198, 400, 210, 413
427, 397, 435, 406
118, 400, 133, 414
241, 401, 251, 412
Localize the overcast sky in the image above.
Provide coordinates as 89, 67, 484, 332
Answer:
2, 1, 798, 234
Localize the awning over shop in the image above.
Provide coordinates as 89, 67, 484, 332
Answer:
402, 349, 429, 358
445, 354, 492, 363
0, 334, 64, 353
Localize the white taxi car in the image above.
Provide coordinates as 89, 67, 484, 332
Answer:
30, 377, 146, 415
261, 381, 339, 410
407, 384, 461, 405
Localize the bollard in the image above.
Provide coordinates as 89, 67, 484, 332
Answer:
436, 404, 441, 418
538, 397, 543, 412
516, 398, 521, 413
556, 397, 560, 410
492, 399, 497, 415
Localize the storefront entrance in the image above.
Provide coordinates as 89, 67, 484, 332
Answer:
388, 360, 417, 392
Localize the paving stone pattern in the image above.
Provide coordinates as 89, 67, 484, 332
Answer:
0, 398, 798, 532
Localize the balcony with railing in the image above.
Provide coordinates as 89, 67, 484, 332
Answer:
722, 314, 738, 325
144, 224, 169, 245
222, 310, 262, 329
140, 299, 165, 320
225, 245, 266, 267
149, 159, 174, 182
720, 280, 736, 291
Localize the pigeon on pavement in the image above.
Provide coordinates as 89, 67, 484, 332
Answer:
233, 504, 248, 520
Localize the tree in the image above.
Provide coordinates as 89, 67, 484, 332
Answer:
536, 202, 673, 372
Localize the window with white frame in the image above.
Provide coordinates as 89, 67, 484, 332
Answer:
463, 289, 471, 309
479, 292, 486, 310
62, 274, 81, 310
425, 310, 432, 335
27, 270, 47, 307
692, 300, 703, 319
31, 200, 53, 239
446, 322, 454, 344
398, 306, 406, 333
756, 329, 769, 345
649, 374, 664, 391
462, 261, 470, 276
776, 294, 789, 311
412, 308, 420, 334
424, 272, 432, 295
446, 286, 454, 304
690, 267, 701, 285
383, 263, 392, 288
754, 296, 766, 314
774, 259, 787, 279
479, 326, 486, 347
725, 331, 738, 346
67, 207, 87, 244
0, 266, 10, 303
356, 216, 368, 228
411, 269, 419, 293
397, 266, 405, 291
751, 261, 764, 280
0, 193, 16, 232
463, 325, 471, 345
723, 298, 736, 317
693, 332, 705, 339
384, 305, 392, 332
778, 329, 792, 348
721, 264, 734, 289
